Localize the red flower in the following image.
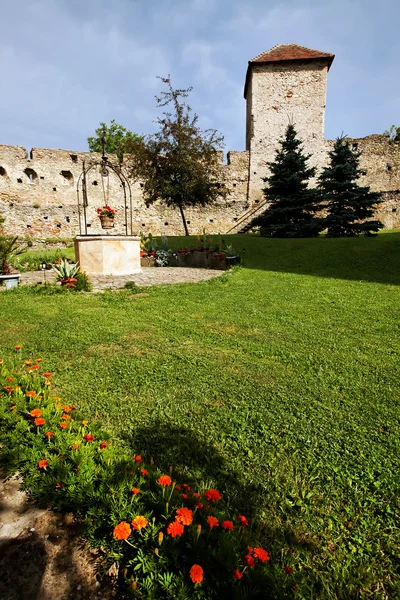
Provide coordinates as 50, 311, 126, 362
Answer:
192, 492, 200, 499
45, 431, 54, 438
175, 507, 193, 526
34, 417, 45, 426
284, 566, 293, 575
204, 489, 221, 502
83, 434, 94, 442
26, 391, 37, 398
243, 554, 255, 569
167, 521, 184, 538
222, 520, 234, 531
174, 484, 181, 490
253, 547, 270, 563
32, 365, 40, 370
207, 516, 219, 529
55, 482, 64, 489
43, 372, 52, 378
6, 377, 14, 382
100, 442, 107, 449
189, 564, 203, 584
132, 487, 140, 495
38, 459, 49, 469
194, 502, 204, 510
158, 475, 172, 486
233, 570, 243, 581
181, 493, 188, 499
60, 422, 68, 429
141, 469, 148, 477
133, 455, 142, 462
238, 514, 249, 528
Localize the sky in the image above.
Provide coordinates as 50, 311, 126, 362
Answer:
1, 0, 399, 155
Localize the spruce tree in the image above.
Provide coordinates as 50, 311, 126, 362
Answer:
252, 124, 320, 237
318, 136, 383, 236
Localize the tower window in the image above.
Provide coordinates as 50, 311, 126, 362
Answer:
70, 154, 78, 163
24, 168, 38, 183
352, 143, 358, 151
0, 166, 7, 177
61, 170, 73, 183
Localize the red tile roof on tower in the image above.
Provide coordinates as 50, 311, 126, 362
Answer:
244, 44, 335, 97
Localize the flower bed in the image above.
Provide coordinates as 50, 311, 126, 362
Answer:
0, 348, 275, 599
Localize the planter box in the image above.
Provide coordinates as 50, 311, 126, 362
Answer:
0, 274, 21, 289
169, 252, 240, 270
140, 256, 156, 267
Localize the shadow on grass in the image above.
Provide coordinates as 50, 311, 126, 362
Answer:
120, 421, 316, 598
237, 233, 400, 286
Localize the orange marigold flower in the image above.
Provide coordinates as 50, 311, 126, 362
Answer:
207, 516, 219, 529
100, 442, 107, 449
60, 422, 68, 429
253, 547, 270, 563
71, 443, 80, 450
38, 459, 49, 469
158, 475, 172, 486
174, 484, 181, 490
6, 377, 14, 382
24, 360, 32, 366
181, 493, 188, 500
45, 431, 54, 438
34, 417, 45, 426
133, 455, 142, 463
192, 492, 200, 499
176, 507, 193, 526
0, 359, 3, 364
113, 521, 131, 540
238, 515, 249, 528
189, 564, 203, 584
243, 553, 255, 569
43, 372, 52, 377
35, 358, 42, 362
55, 482, 64, 489
131, 487, 140, 495
141, 469, 148, 477
82, 420, 88, 426
222, 520, 234, 531
158, 531, 164, 545
194, 502, 204, 510
182, 483, 191, 491
30, 408, 42, 417
63, 405, 72, 413
44, 380, 51, 386
14, 345, 22, 350
10, 405, 16, 411
167, 521, 184, 538
61, 413, 71, 420
132, 515, 147, 530
32, 365, 40, 370
83, 433, 94, 442
26, 391, 37, 398
233, 569, 243, 581
204, 489, 221, 502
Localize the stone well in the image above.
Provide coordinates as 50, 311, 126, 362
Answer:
74, 235, 141, 276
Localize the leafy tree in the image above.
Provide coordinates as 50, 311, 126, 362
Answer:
251, 124, 321, 237
87, 120, 141, 163
126, 77, 228, 236
318, 136, 383, 236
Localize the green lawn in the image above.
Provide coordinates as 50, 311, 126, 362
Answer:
1, 232, 400, 598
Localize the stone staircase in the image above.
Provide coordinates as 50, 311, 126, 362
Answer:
225, 200, 267, 234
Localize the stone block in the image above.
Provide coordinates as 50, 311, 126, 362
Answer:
74, 235, 141, 276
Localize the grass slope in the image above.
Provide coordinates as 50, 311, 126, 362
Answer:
1, 233, 400, 598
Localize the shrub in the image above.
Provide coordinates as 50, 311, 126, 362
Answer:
0, 352, 275, 599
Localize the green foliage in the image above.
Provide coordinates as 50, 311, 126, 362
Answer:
383, 125, 400, 142
252, 124, 321, 238
318, 136, 383, 236
140, 232, 158, 253
0, 236, 27, 274
74, 271, 92, 292
1, 233, 400, 597
87, 119, 142, 163
126, 77, 229, 236
13, 247, 74, 272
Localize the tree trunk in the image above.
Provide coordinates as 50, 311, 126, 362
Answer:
178, 202, 190, 236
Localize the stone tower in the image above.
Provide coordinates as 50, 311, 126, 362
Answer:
244, 44, 335, 203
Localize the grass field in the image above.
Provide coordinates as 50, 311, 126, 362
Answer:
1, 232, 400, 598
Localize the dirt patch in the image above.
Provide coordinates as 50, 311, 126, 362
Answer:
0, 474, 116, 600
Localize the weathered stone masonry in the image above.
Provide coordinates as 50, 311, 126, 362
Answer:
1, 43, 399, 237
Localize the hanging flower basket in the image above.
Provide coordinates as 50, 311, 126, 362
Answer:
97, 206, 117, 229
99, 215, 115, 229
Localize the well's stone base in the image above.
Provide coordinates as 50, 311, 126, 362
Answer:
74, 235, 141, 276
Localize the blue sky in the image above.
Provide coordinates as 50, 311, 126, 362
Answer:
1, 0, 399, 154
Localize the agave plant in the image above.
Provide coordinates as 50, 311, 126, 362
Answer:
52, 258, 80, 283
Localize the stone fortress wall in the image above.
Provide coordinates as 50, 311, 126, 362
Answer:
1, 44, 399, 238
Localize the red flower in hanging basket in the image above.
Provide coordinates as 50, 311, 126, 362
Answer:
97, 206, 117, 218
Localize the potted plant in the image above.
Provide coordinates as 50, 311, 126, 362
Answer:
0, 236, 26, 289
223, 243, 241, 266
97, 205, 117, 229
52, 258, 80, 288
